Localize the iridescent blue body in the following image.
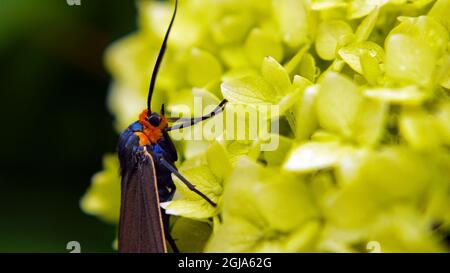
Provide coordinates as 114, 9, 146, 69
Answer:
118, 120, 177, 203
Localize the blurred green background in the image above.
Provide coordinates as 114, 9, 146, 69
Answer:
0, 0, 137, 252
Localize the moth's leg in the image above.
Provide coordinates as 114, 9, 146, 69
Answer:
165, 99, 227, 131
167, 179, 176, 201
162, 212, 179, 253
158, 157, 217, 207
165, 231, 179, 253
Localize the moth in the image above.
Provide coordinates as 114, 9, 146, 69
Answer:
117, 0, 227, 253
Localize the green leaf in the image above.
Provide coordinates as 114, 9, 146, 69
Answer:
285, 221, 322, 252
221, 75, 277, 104
224, 140, 261, 165
385, 34, 437, 87
244, 28, 284, 67
206, 141, 232, 179
211, 13, 254, 45
261, 56, 291, 95
278, 75, 312, 115
206, 158, 318, 252
273, 0, 311, 47
171, 218, 212, 253
255, 175, 318, 232
338, 41, 384, 74
80, 154, 121, 224
324, 177, 381, 228
363, 85, 427, 105
220, 46, 252, 69
389, 16, 449, 56
311, 130, 342, 142
311, 0, 347, 10
435, 102, 450, 145
316, 72, 364, 138
262, 134, 294, 166
400, 108, 442, 150
284, 141, 354, 172
295, 84, 319, 140
347, 0, 385, 19
161, 198, 215, 220
315, 20, 354, 60
277, 75, 313, 133
284, 43, 311, 75
360, 49, 382, 85
353, 99, 388, 146
428, 0, 450, 32
437, 54, 450, 89
355, 7, 379, 42
298, 53, 317, 82
370, 206, 447, 252
205, 218, 263, 252
341, 147, 430, 198
163, 165, 222, 219
278, 85, 305, 116
186, 48, 223, 87
328, 147, 433, 229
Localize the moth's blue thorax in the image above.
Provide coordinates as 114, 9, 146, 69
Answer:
129, 121, 143, 132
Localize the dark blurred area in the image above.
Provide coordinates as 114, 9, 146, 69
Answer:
0, 0, 136, 252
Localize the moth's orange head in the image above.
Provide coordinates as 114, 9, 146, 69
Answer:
138, 109, 168, 144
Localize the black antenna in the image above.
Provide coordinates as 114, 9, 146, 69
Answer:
147, 0, 178, 113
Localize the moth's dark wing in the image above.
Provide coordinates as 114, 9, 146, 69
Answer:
118, 122, 143, 177
118, 143, 167, 253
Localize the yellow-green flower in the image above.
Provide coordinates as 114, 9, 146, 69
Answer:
82, 0, 450, 252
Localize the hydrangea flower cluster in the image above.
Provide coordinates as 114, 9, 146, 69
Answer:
82, 0, 450, 252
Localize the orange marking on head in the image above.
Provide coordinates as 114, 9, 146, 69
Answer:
134, 132, 150, 146
139, 109, 151, 128
138, 109, 169, 144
